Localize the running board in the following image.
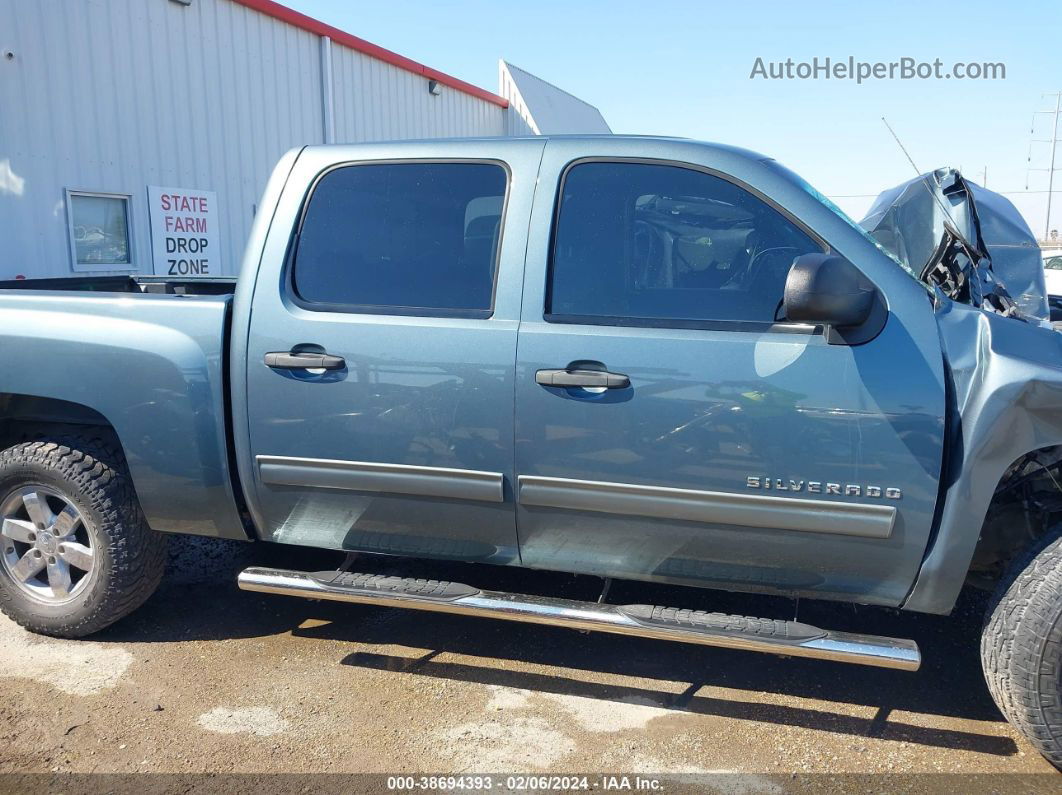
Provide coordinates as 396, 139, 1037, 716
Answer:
237, 567, 921, 671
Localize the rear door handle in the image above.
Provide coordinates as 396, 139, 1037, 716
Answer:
535, 368, 630, 389
264, 351, 346, 370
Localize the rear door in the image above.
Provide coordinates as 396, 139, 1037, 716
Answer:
243, 141, 544, 564
513, 140, 946, 606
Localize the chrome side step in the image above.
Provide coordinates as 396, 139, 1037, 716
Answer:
237, 567, 921, 671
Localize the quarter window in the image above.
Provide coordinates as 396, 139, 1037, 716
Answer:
292, 162, 508, 315
548, 162, 825, 326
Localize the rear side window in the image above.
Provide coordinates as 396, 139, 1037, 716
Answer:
548, 161, 824, 326
293, 162, 507, 315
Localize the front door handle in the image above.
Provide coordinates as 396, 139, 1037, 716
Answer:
535, 368, 630, 389
264, 351, 346, 370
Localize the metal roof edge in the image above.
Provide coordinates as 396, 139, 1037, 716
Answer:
229, 0, 510, 108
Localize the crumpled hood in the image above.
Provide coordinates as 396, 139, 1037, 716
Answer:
860, 168, 1047, 324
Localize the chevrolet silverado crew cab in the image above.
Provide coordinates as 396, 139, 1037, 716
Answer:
3, 137, 1062, 765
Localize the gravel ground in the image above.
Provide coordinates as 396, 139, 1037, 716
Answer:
0, 535, 1058, 792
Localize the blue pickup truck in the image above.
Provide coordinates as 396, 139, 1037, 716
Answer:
2, 137, 1062, 765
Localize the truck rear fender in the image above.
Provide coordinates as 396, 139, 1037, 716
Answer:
0, 293, 249, 541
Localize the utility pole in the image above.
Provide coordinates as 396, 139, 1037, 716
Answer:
1029, 92, 1062, 241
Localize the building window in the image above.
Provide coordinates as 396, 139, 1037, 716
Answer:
291, 162, 508, 316
548, 161, 825, 327
65, 190, 134, 271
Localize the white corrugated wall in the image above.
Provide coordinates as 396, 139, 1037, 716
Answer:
331, 46, 502, 142
499, 62, 538, 137
0, 0, 506, 279
499, 61, 610, 136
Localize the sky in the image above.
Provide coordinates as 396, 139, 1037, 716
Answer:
284, 0, 1062, 237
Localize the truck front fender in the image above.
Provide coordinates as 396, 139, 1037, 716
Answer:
904, 302, 1062, 613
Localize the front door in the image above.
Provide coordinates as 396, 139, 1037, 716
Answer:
245, 142, 543, 564
514, 141, 946, 606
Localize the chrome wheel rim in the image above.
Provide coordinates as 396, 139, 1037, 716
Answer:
0, 486, 94, 603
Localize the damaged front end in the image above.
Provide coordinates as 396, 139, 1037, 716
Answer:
859, 171, 1062, 610
861, 167, 1048, 325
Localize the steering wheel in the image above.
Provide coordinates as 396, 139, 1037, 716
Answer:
743, 247, 802, 288
742, 247, 805, 321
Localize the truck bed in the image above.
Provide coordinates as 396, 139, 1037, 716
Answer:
0, 287, 247, 541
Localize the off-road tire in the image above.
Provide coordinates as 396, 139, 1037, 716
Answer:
981, 525, 1062, 768
0, 435, 167, 638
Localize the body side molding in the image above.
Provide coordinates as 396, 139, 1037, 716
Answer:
257, 455, 505, 503
518, 476, 896, 538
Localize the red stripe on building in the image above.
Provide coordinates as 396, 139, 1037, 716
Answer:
230, 0, 510, 108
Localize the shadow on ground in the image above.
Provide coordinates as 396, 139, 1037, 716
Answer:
96, 534, 1015, 757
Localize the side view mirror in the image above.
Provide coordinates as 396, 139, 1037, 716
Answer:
783, 253, 886, 345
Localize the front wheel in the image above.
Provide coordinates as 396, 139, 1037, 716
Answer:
0, 436, 167, 638
981, 526, 1062, 768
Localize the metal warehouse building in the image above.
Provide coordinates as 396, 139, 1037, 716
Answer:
0, 0, 609, 280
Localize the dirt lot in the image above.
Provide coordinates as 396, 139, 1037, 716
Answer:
0, 535, 1058, 791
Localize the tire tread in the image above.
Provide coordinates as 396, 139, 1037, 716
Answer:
981, 525, 1062, 767
0, 434, 167, 638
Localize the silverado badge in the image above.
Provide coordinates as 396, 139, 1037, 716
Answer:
746, 476, 901, 499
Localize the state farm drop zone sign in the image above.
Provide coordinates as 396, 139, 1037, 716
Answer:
148, 186, 220, 277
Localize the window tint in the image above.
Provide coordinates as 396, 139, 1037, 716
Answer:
293, 163, 507, 314
548, 162, 824, 325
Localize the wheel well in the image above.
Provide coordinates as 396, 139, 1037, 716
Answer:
967, 444, 1062, 587
0, 394, 116, 453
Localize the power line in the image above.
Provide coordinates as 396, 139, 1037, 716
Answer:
1028, 91, 1062, 239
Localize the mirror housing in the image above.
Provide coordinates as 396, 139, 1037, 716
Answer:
783, 253, 886, 345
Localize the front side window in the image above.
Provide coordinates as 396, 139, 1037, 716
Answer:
548, 161, 825, 326
67, 191, 133, 270
293, 162, 507, 315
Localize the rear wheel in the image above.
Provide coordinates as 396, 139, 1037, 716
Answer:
981, 526, 1062, 768
0, 436, 167, 638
